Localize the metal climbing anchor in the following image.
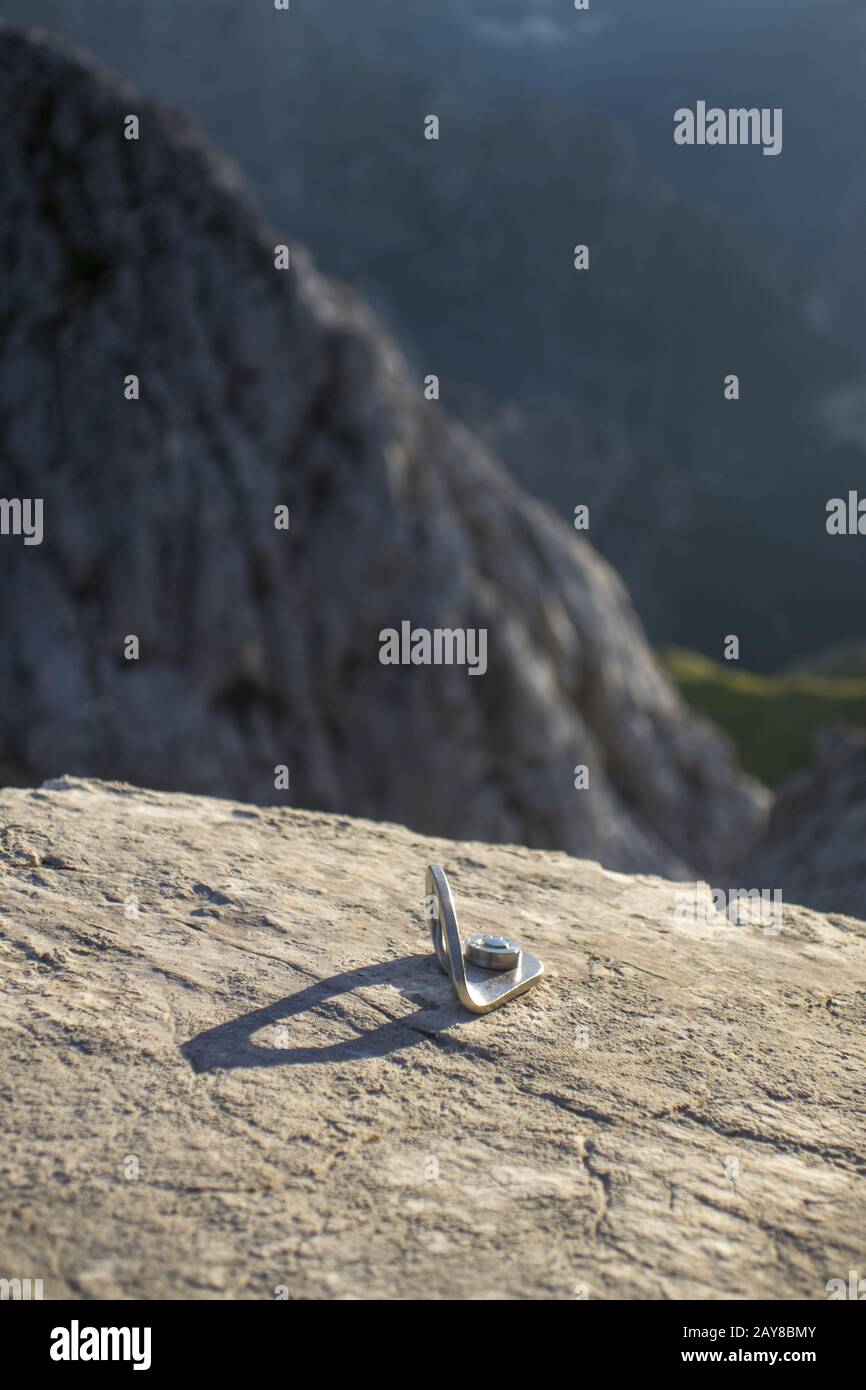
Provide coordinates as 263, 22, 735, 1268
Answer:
425, 864, 544, 1015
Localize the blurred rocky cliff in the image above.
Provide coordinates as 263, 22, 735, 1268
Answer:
2, 3, 864, 668
0, 26, 766, 876
742, 727, 866, 919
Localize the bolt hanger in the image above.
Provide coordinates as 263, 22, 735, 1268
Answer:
425, 864, 544, 1014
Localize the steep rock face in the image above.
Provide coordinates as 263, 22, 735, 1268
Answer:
741, 727, 866, 919
1, 778, 864, 1299
0, 26, 764, 877
7, 5, 866, 667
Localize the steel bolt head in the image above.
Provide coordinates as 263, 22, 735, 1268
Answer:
465, 933, 522, 971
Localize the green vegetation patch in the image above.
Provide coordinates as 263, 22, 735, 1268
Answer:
662, 647, 866, 787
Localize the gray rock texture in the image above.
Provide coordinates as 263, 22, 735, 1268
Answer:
0, 777, 864, 1300
742, 727, 866, 920
0, 25, 765, 877
4, 3, 865, 669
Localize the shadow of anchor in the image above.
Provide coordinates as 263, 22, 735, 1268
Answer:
180, 953, 496, 1073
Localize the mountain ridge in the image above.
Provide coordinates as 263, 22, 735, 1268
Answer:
0, 24, 764, 876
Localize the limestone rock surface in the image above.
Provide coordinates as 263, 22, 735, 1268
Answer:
1, 778, 863, 1300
